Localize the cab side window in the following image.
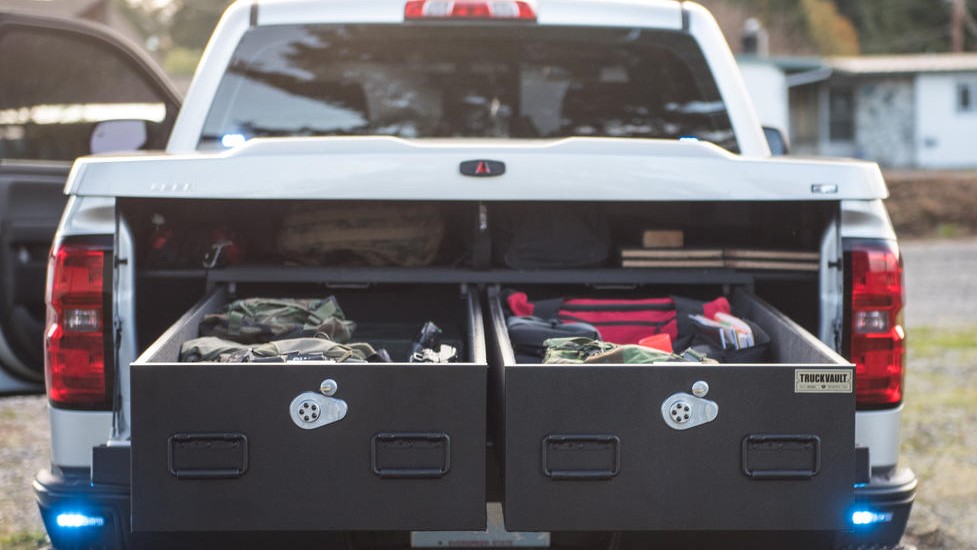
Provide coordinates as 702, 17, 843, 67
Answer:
0, 26, 175, 161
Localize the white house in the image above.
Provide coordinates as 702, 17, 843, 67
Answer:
739, 53, 977, 169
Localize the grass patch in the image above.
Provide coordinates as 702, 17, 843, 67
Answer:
163, 47, 203, 76
0, 532, 48, 549
904, 327, 977, 415
907, 325, 977, 358
936, 223, 960, 239
905, 370, 977, 409
902, 324, 977, 457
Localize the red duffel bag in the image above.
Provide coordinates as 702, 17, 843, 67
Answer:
505, 291, 730, 346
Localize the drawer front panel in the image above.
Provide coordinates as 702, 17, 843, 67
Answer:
132, 362, 486, 532
503, 364, 854, 532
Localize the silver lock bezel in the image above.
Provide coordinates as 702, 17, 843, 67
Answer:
661, 391, 719, 431
289, 391, 348, 430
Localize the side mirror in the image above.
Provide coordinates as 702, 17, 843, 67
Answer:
763, 126, 790, 156
90, 120, 148, 155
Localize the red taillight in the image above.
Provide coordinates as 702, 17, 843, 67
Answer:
405, 0, 537, 20
846, 240, 905, 408
45, 242, 111, 409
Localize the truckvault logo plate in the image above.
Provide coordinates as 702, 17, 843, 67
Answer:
794, 369, 853, 393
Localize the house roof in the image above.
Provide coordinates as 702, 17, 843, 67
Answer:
1, 0, 102, 19
736, 55, 833, 87
741, 52, 977, 88
828, 53, 977, 75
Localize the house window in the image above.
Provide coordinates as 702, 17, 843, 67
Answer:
959, 82, 977, 113
828, 87, 855, 141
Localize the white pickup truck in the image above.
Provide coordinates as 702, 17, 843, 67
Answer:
34, 1, 916, 548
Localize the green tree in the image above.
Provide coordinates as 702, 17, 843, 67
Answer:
800, 0, 860, 55
117, 0, 235, 76
116, 0, 233, 50
168, 0, 235, 50
719, 0, 860, 55
115, 0, 169, 46
720, 0, 977, 54
836, 0, 977, 53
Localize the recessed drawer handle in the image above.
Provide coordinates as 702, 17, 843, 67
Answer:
742, 434, 821, 480
372, 433, 451, 479
542, 434, 621, 481
168, 433, 248, 480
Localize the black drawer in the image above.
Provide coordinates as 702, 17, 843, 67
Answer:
489, 287, 855, 532
131, 285, 487, 532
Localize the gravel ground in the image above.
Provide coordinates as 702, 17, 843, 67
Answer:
897, 238, 977, 550
899, 334, 977, 550
0, 396, 49, 540
902, 238, 977, 329
1, 238, 975, 548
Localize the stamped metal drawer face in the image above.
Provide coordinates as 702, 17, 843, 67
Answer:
501, 365, 854, 532
131, 363, 486, 532
488, 286, 856, 532
131, 285, 488, 532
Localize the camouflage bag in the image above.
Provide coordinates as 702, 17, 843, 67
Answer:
245, 337, 382, 363
540, 337, 616, 364
198, 297, 355, 345
277, 203, 444, 267
179, 337, 248, 362
542, 337, 716, 365
180, 335, 384, 363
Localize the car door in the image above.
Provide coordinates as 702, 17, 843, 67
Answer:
0, 12, 180, 393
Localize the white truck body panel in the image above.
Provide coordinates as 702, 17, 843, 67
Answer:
165, 0, 251, 155
70, 137, 887, 200
49, 408, 113, 468
682, 2, 768, 157
856, 407, 902, 469
840, 199, 899, 241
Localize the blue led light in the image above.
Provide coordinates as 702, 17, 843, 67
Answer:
679, 136, 700, 142
56, 513, 106, 529
851, 510, 893, 526
220, 133, 248, 148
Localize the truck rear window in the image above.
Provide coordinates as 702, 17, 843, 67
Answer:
200, 24, 737, 151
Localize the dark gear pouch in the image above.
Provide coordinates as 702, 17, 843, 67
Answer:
506, 316, 601, 363
690, 319, 771, 363
492, 203, 611, 269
